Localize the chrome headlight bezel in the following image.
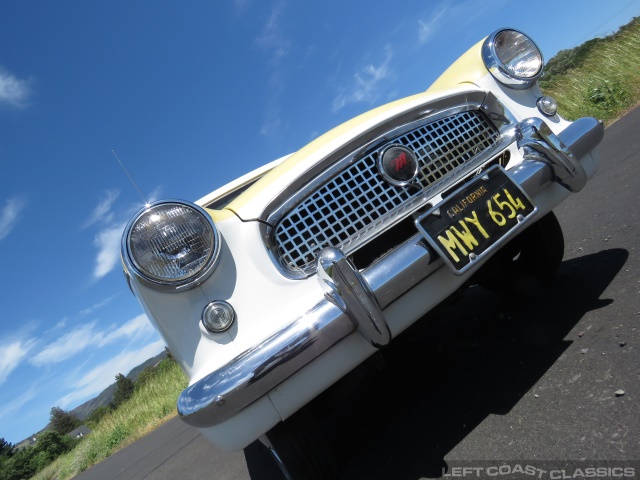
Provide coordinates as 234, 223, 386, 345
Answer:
122, 200, 221, 292
482, 29, 544, 89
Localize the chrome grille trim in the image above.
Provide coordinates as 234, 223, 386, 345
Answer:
270, 104, 510, 278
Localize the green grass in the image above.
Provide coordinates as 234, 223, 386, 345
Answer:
32, 359, 188, 480
540, 17, 640, 123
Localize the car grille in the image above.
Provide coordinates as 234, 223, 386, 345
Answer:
273, 109, 499, 275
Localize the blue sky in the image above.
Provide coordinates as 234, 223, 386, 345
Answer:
1, 0, 639, 445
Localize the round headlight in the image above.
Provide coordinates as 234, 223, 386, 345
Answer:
122, 201, 220, 291
482, 29, 543, 89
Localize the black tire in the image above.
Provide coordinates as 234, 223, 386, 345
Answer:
475, 211, 565, 293
255, 408, 339, 480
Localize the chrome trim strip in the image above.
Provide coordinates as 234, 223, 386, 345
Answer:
177, 114, 603, 429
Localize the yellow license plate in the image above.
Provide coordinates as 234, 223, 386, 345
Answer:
416, 166, 537, 274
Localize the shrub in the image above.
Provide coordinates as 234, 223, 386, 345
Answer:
49, 407, 81, 435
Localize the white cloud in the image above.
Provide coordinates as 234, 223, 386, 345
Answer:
0, 69, 30, 108
146, 185, 162, 205
79, 295, 118, 316
54, 318, 67, 330
43, 317, 68, 335
260, 106, 284, 137
417, 0, 509, 46
258, 65, 289, 138
30, 322, 98, 367
233, 0, 250, 12
93, 222, 125, 279
30, 314, 154, 368
418, 4, 450, 45
0, 196, 27, 241
0, 339, 35, 386
254, 4, 290, 138
332, 46, 394, 112
85, 187, 161, 280
256, 1, 290, 62
57, 339, 165, 408
100, 314, 153, 346
0, 385, 38, 422
82, 189, 120, 229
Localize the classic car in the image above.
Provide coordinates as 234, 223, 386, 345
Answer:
121, 29, 604, 478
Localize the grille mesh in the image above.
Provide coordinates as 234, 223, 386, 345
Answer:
274, 110, 499, 274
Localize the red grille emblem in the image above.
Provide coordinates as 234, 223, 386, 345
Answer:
378, 144, 418, 186
393, 152, 408, 172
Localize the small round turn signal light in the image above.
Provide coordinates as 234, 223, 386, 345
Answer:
537, 96, 558, 116
202, 301, 236, 333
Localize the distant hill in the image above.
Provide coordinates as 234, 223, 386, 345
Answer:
17, 351, 169, 446
70, 350, 168, 421
540, 17, 639, 88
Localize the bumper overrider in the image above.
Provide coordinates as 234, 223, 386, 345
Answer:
177, 116, 604, 429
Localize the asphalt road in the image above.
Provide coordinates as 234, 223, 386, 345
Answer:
77, 107, 640, 480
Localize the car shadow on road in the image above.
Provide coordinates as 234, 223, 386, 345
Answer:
244, 248, 628, 480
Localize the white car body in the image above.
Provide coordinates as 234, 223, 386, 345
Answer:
122, 29, 604, 459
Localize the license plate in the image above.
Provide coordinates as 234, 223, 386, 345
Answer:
416, 166, 537, 275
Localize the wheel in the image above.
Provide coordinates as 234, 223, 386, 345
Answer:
252, 407, 339, 480
474, 211, 565, 294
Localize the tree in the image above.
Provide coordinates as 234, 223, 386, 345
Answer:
0, 431, 74, 480
164, 346, 174, 360
49, 407, 81, 435
135, 366, 157, 390
0, 437, 14, 480
1, 447, 34, 480
111, 373, 135, 409
0, 437, 13, 457
32, 430, 72, 464
85, 405, 112, 428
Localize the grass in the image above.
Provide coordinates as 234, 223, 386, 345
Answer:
32, 359, 188, 480
540, 17, 640, 124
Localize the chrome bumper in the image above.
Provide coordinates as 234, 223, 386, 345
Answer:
178, 117, 604, 429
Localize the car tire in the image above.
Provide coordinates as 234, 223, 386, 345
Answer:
257, 408, 339, 480
475, 211, 565, 293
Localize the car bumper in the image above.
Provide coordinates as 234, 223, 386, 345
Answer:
178, 116, 604, 432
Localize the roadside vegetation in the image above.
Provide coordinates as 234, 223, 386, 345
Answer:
540, 17, 640, 123
0, 431, 77, 480
25, 357, 187, 480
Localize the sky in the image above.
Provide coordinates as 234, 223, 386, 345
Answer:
1, 0, 639, 445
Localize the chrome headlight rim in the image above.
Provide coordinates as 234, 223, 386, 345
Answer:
482, 28, 544, 90
122, 199, 221, 292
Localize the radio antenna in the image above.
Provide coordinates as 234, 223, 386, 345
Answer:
112, 150, 149, 206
